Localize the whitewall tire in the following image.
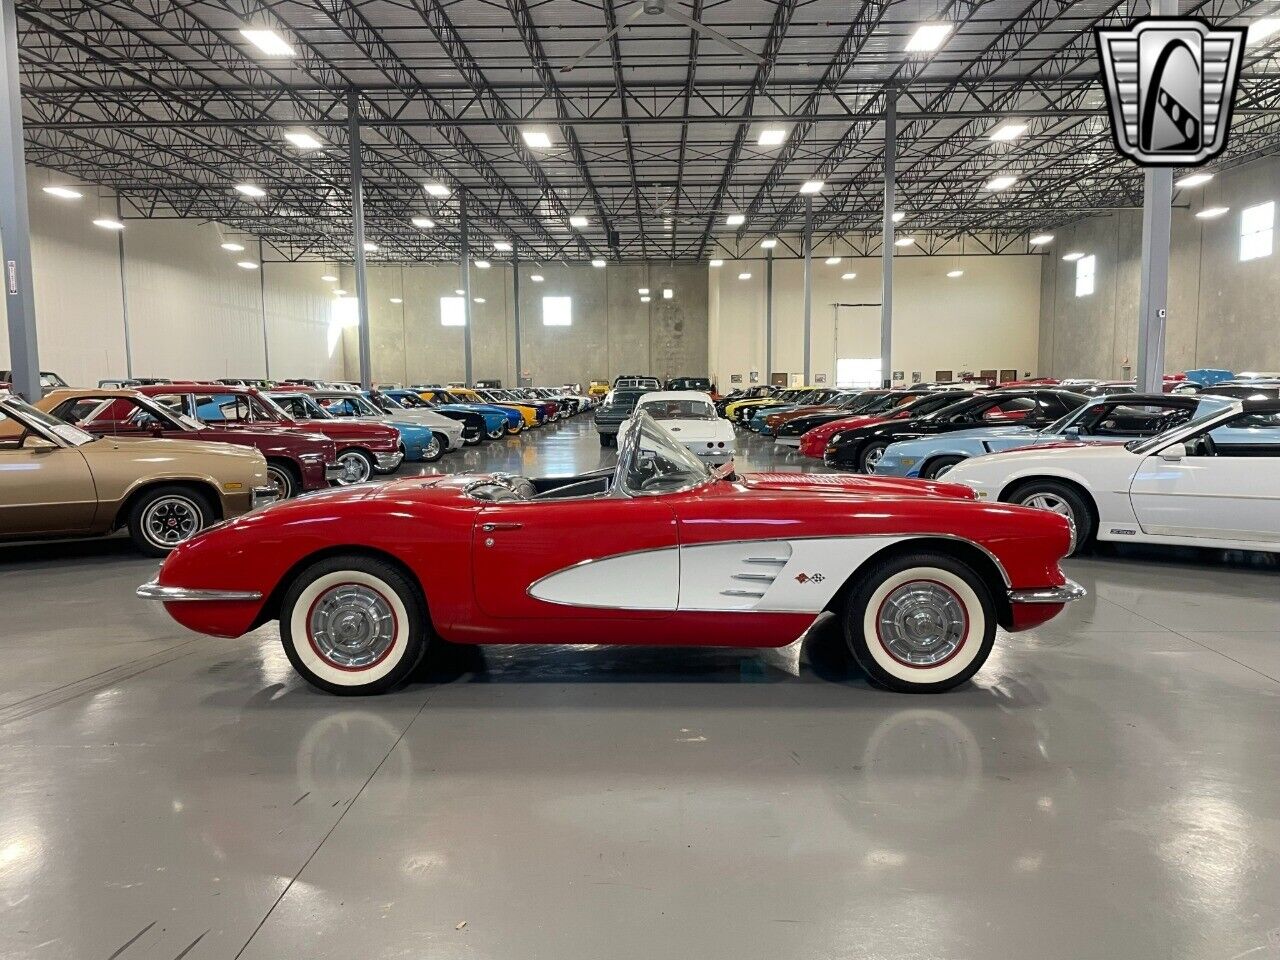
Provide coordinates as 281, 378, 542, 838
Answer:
843, 553, 996, 693
279, 557, 429, 695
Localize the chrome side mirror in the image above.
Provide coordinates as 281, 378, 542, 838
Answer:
1159, 442, 1186, 461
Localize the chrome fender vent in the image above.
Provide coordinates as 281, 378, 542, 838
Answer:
721, 545, 793, 599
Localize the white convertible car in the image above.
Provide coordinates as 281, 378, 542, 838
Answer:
618, 390, 736, 464
944, 398, 1280, 556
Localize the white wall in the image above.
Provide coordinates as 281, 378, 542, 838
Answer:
709, 246, 1043, 388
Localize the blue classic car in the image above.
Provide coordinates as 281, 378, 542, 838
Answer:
268, 390, 452, 464
874, 393, 1234, 480
413, 386, 524, 435
378, 388, 507, 443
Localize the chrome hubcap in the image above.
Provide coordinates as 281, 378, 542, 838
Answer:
142, 496, 201, 546
864, 445, 886, 469
308, 584, 396, 669
426, 436, 441, 457
267, 467, 291, 498
1021, 493, 1078, 550
877, 581, 967, 666
335, 453, 370, 484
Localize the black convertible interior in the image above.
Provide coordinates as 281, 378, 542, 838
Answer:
466, 468, 614, 502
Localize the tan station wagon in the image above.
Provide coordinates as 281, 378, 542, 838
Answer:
0, 392, 276, 555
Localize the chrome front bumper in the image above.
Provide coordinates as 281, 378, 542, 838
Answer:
374, 450, 405, 470
137, 581, 264, 602
250, 485, 280, 510
774, 436, 801, 447
323, 462, 345, 481
1007, 580, 1087, 604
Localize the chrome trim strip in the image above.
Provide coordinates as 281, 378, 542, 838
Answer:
1007, 580, 1086, 604
732, 572, 776, 582
721, 588, 766, 598
136, 581, 263, 602
744, 557, 789, 564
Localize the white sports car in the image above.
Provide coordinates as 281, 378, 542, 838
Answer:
943, 398, 1280, 556
618, 390, 736, 464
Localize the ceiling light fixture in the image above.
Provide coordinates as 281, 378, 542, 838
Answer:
235, 183, 266, 198
799, 180, 824, 194
92, 218, 125, 230
894, 236, 916, 247
493, 240, 512, 252
411, 217, 435, 229
1196, 206, 1230, 219
237, 261, 259, 270
947, 269, 964, 278
1175, 172, 1214, 188
239, 28, 295, 57
1062, 251, 1085, 261
530, 274, 544, 283
841, 272, 857, 280
663, 288, 673, 299
892, 211, 905, 223
424, 182, 451, 198
905, 22, 952, 52
334, 289, 347, 296
569, 215, 589, 228
474, 297, 486, 304
42, 185, 82, 199
725, 213, 745, 226
638, 287, 650, 295
985, 175, 1018, 191
761, 237, 778, 249
220, 242, 245, 252
988, 122, 1028, 142
521, 128, 553, 149
1029, 233, 1055, 245
284, 129, 323, 150
390, 297, 403, 304
709, 259, 724, 267
321, 274, 338, 282
640, 296, 651, 303
757, 128, 787, 147
455, 289, 465, 295
738, 272, 752, 280
825, 256, 841, 265
592, 258, 606, 268
1247, 18, 1280, 45
474, 259, 490, 269
363, 242, 378, 252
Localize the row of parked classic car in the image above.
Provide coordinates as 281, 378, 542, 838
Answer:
0, 378, 598, 556
719, 375, 1280, 558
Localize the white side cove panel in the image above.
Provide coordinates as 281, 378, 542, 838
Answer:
528, 537, 910, 613
528, 548, 680, 610
679, 537, 907, 612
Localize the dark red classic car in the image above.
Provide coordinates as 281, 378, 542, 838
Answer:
135, 384, 403, 484
37, 388, 343, 499
140, 413, 1082, 697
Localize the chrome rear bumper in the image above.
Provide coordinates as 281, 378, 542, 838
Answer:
137, 581, 264, 602
1007, 580, 1086, 604
374, 450, 405, 470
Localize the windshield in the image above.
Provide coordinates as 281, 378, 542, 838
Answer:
1, 397, 97, 446
637, 398, 716, 419
317, 394, 382, 417
619, 413, 711, 496
606, 391, 647, 411
1127, 404, 1236, 454
268, 393, 331, 420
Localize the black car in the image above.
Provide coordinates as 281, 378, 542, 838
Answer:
715, 385, 775, 417
594, 388, 651, 447
369, 387, 489, 444
773, 389, 965, 444
824, 388, 1090, 472
666, 376, 714, 392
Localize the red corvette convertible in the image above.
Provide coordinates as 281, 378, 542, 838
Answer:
139, 414, 1083, 696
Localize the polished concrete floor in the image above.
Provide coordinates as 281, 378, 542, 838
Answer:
4, 416, 1280, 960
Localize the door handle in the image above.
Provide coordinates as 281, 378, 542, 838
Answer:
482, 522, 523, 532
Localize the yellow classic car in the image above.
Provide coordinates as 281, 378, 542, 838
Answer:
0, 393, 275, 555
450, 387, 541, 427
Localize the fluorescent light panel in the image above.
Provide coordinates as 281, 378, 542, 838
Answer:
662, 288, 673, 299
947, 269, 964, 278
799, 180, 824, 194
1196, 206, 1230, 219
390, 298, 403, 304
592, 258, 606, 268
284, 130, 323, 150
239, 28, 295, 57
411, 217, 435, 229
493, 240, 512, 252
988, 122, 1027, 142
321, 274, 338, 282
985, 175, 1018, 191
521, 129, 553, 149
760, 237, 777, 249
1175, 172, 1213, 188
474, 259, 490, 269
738, 272, 752, 280
891, 211, 905, 223
894, 237, 915, 247
906, 22, 952, 52
424, 182, 451, 198
220, 242, 245, 251
1029, 233, 1054, 245
42, 185, 82, 199
841, 272, 857, 280
93, 218, 124, 230
235, 183, 266, 198
236, 261, 258, 270
1247, 18, 1280, 44
725, 213, 745, 226
530, 274, 544, 282
825, 256, 841, 265
757, 128, 787, 146
709, 259, 724, 267
1062, 251, 1085, 261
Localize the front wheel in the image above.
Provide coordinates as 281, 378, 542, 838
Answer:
484, 426, 504, 441
857, 440, 889, 474
843, 552, 997, 693
333, 449, 374, 485
127, 485, 213, 557
506, 421, 523, 436
266, 460, 299, 499
279, 556, 429, 695
422, 434, 444, 463
1006, 480, 1093, 556
921, 455, 965, 480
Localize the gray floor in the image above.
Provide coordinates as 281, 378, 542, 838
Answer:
3, 416, 1280, 960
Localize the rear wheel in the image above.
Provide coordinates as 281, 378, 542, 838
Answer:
843, 552, 996, 693
266, 460, 299, 499
127, 485, 213, 557
1006, 480, 1093, 556
279, 556, 429, 695
921, 455, 965, 480
333, 449, 373, 485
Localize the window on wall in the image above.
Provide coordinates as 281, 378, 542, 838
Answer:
543, 296, 572, 326
440, 295, 465, 326
1074, 254, 1096, 297
1240, 201, 1275, 262
836, 358, 881, 388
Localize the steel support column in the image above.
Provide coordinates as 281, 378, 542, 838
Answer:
802, 199, 812, 385
512, 254, 522, 386
460, 191, 473, 385
116, 194, 133, 379
347, 90, 372, 390
1134, 0, 1177, 393
880, 95, 896, 389
0, 0, 39, 400
257, 237, 270, 379
765, 248, 774, 380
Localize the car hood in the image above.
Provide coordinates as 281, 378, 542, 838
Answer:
293, 418, 398, 441
92, 435, 264, 464
739, 472, 976, 500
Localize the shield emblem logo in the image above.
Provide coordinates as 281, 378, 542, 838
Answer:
1095, 17, 1246, 166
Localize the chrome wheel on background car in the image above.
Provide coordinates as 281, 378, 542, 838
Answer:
421, 434, 443, 463
334, 450, 373, 484
127, 485, 212, 556
266, 462, 297, 499
1007, 480, 1091, 555
859, 441, 889, 473
279, 556, 429, 695
843, 553, 997, 693
486, 426, 505, 440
